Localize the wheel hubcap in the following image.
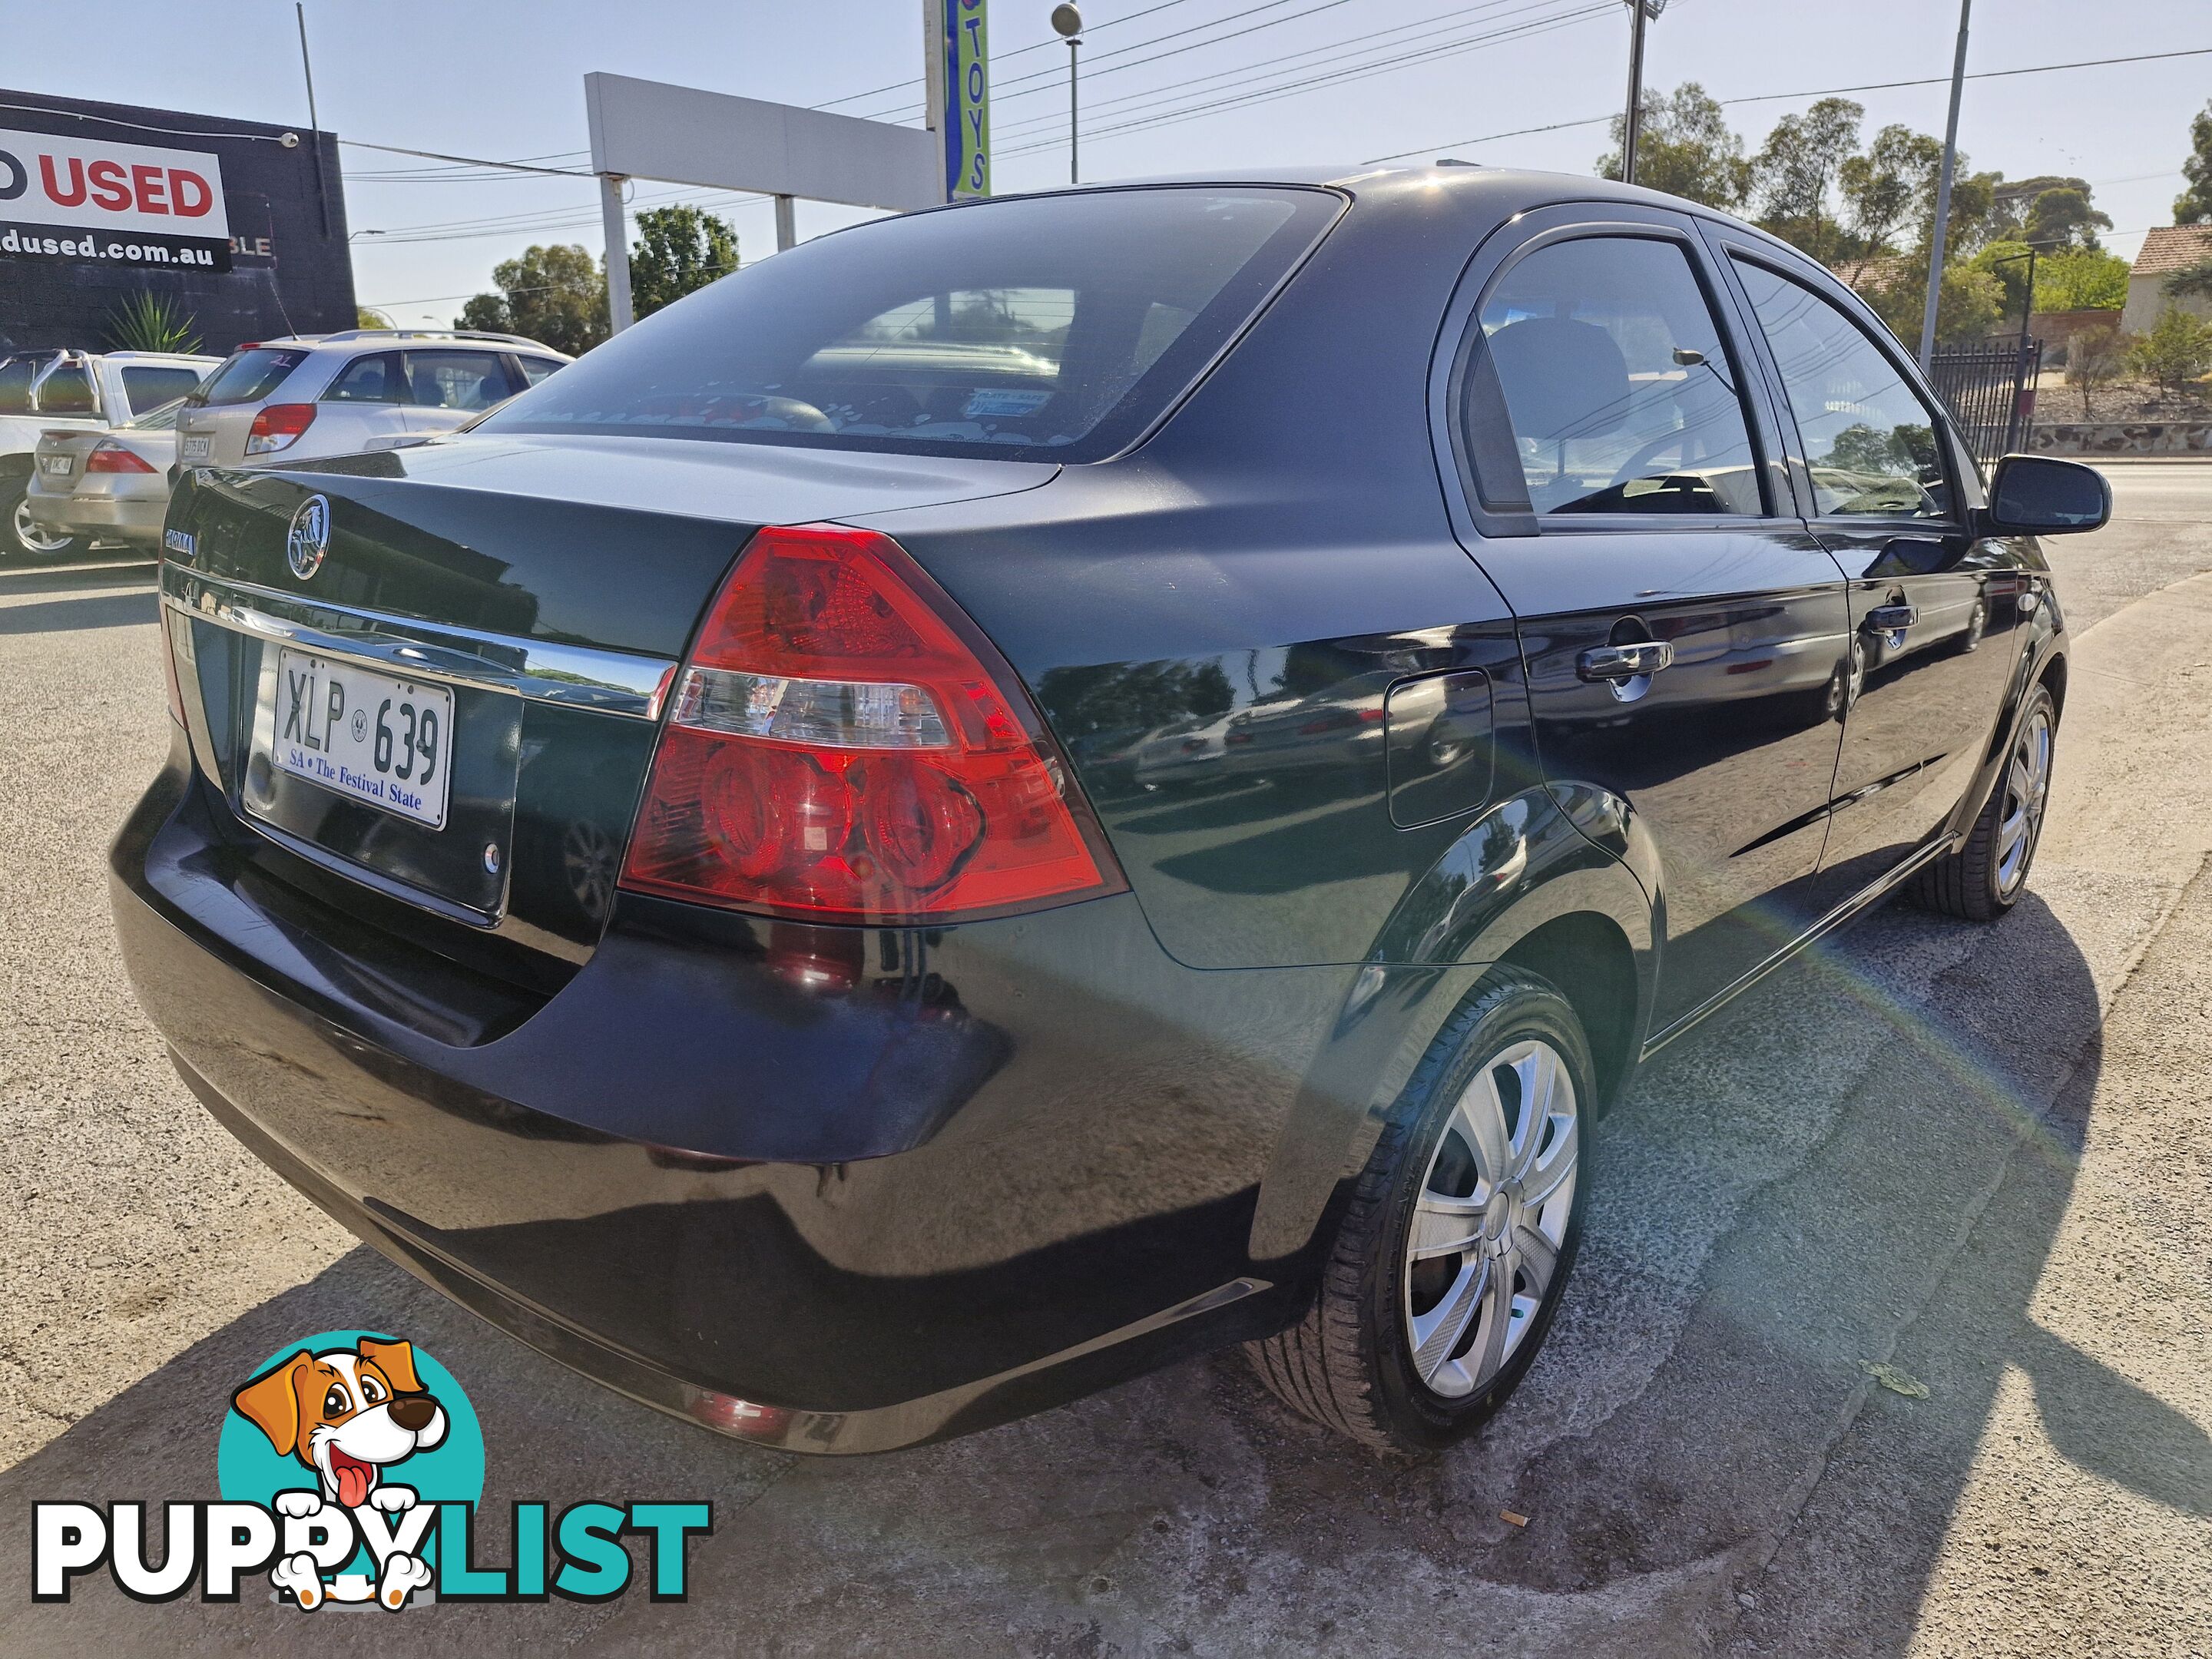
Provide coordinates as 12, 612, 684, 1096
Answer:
1995, 708, 2052, 895
1402, 1037, 1579, 1400
13, 496, 74, 556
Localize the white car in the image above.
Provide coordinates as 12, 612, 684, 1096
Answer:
0, 349, 218, 558
174, 329, 571, 469
24, 398, 187, 555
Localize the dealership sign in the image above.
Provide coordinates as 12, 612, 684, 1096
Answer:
0, 127, 231, 270
939, 0, 989, 200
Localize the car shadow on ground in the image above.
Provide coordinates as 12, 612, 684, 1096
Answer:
0, 590, 157, 635
0, 889, 2147, 1656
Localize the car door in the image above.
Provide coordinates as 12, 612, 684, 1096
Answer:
1715, 246, 2021, 895
401, 349, 520, 437
1439, 207, 1854, 1033
319, 350, 414, 452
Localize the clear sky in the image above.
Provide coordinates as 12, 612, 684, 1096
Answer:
14, 0, 2210, 328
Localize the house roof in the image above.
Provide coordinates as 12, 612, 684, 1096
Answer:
2130, 225, 2212, 276
1832, 253, 1916, 293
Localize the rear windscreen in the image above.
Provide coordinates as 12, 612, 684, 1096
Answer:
194, 348, 308, 406
123, 365, 207, 413
479, 186, 1340, 463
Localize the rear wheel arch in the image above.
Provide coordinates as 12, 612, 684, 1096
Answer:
1492, 911, 1639, 1110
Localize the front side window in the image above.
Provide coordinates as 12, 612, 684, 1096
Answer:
406, 350, 515, 411
478, 187, 1340, 462
324, 352, 407, 403
1476, 235, 1762, 515
1732, 260, 1949, 518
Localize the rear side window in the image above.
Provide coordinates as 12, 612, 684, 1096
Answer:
1475, 235, 1762, 515
518, 356, 563, 386
480, 186, 1340, 462
1731, 260, 1949, 519
324, 352, 407, 403
197, 348, 308, 406
0, 358, 32, 413
35, 363, 96, 415
406, 350, 515, 410
121, 366, 206, 415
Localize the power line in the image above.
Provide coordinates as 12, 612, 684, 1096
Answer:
994, 0, 1595, 143
850, 0, 1346, 121
1002, 2, 1613, 157
1363, 42, 2212, 164
810, 0, 1207, 109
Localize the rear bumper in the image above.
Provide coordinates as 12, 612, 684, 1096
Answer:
25, 485, 165, 545
111, 741, 1408, 1452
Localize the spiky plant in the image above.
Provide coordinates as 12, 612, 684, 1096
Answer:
104, 291, 204, 354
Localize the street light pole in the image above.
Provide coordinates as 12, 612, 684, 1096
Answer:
1052, 5, 1084, 186
1919, 0, 1972, 373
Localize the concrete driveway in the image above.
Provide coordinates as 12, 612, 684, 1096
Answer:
0, 466, 2207, 1656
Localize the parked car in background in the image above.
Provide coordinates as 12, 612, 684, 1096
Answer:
174, 329, 571, 469
24, 397, 188, 555
119, 170, 2108, 1461
0, 349, 217, 558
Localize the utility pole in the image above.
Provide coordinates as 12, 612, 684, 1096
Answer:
1620, 0, 1663, 185
294, 2, 329, 237
601, 177, 634, 333
1919, 0, 1972, 373
1053, 5, 1083, 185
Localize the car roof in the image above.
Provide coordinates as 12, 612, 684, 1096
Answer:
972, 164, 1789, 250
250, 329, 573, 360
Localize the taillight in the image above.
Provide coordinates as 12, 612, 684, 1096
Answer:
245, 402, 316, 455
621, 523, 1125, 926
85, 442, 157, 475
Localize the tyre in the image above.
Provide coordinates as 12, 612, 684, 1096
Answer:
2, 477, 79, 561
1907, 682, 2055, 922
1246, 969, 1591, 1456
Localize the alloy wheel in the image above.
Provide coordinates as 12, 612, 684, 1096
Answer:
1995, 705, 2052, 895
1402, 1037, 1580, 1400
12, 495, 75, 558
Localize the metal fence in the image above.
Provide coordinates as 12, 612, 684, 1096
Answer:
1929, 337, 2044, 469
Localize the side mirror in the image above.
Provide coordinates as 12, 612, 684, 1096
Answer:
1984, 453, 2111, 535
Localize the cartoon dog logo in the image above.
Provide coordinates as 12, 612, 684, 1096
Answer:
230, 1335, 448, 1610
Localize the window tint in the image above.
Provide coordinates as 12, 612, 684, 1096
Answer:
518, 356, 563, 386
121, 366, 205, 415
324, 352, 407, 403
197, 348, 308, 406
406, 350, 514, 411
480, 187, 1339, 462
1732, 260, 1949, 518
35, 363, 95, 415
1476, 236, 1762, 515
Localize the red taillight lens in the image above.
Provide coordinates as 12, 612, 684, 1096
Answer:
85, 442, 157, 475
246, 402, 316, 454
621, 524, 1125, 926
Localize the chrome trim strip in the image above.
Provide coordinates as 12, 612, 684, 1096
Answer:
1639, 833, 1958, 1062
161, 566, 675, 720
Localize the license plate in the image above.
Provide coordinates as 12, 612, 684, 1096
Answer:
180, 434, 211, 461
38, 453, 72, 475
268, 648, 453, 829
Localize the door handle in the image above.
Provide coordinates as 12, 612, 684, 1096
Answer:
1577, 641, 1674, 682
1863, 603, 1917, 632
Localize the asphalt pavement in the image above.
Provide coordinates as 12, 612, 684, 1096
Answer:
0, 468, 2207, 1657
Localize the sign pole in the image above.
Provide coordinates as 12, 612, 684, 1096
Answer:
295, 3, 330, 237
